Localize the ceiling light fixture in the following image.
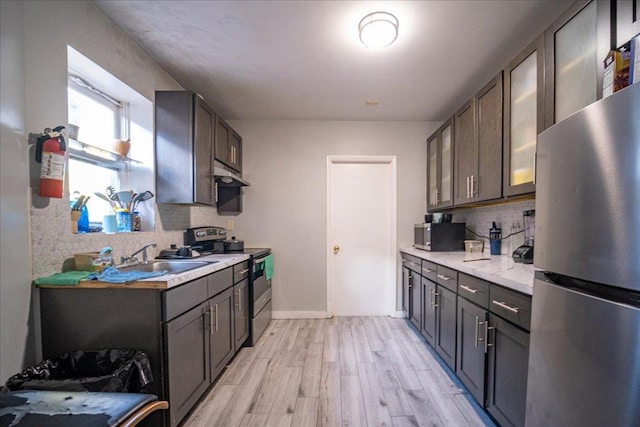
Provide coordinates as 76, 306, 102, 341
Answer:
358, 11, 399, 49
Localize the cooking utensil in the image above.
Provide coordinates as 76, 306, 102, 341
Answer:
71, 195, 85, 211
132, 190, 154, 212
224, 237, 244, 252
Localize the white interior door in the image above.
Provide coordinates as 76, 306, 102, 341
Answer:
328, 156, 396, 316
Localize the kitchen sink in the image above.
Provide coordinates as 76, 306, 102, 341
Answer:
117, 260, 212, 274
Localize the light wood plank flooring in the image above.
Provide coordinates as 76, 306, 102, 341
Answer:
183, 317, 493, 427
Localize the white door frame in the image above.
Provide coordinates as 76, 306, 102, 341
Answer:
326, 155, 397, 317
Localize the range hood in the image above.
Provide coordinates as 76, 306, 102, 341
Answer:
213, 161, 250, 186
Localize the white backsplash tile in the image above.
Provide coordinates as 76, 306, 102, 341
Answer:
30, 196, 224, 277
448, 199, 536, 255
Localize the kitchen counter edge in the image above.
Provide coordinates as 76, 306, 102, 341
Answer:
400, 247, 536, 296
35, 253, 251, 290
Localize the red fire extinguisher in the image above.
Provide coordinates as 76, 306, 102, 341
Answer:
35, 126, 66, 198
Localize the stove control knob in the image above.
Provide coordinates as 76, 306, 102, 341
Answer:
170, 244, 177, 249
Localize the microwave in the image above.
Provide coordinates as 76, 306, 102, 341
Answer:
414, 222, 466, 251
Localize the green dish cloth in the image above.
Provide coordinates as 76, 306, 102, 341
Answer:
264, 254, 274, 281
33, 271, 92, 286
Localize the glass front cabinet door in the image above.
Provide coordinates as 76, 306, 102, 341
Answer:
427, 118, 454, 211
503, 35, 544, 197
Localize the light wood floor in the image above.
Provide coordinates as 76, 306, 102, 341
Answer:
183, 317, 492, 427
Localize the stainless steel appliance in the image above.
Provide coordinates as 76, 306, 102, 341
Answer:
414, 222, 465, 251
526, 84, 640, 426
180, 227, 272, 346
512, 210, 535, 264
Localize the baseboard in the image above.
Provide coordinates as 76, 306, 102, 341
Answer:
272, 311, 331, 319
390, 310, 406, 319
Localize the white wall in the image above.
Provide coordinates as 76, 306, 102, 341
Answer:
228, 120, 439, 315
0, 0, 32, 383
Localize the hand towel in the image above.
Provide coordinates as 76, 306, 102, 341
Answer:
87, 266, 168, 284
264, 254, 274, 281
33, 271, 92, 286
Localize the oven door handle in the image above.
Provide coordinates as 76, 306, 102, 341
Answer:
254, 258, 266, 264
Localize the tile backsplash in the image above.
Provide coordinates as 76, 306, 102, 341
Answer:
30, 196, 224, 277
449, 199, 536, 255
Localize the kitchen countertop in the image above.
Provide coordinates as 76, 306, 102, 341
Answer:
35, 253, 250, 290
400, 247, 538, 295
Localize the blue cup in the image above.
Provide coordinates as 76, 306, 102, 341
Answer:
103, 215, 117, 233
116, 211, 131, 232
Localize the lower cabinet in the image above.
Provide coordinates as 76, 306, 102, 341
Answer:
209, 288, 235, 381
233, 278, 249, 351
435, 285, 457, 370
400, 255, 532, 427
421, 277, 437, 346
165, 302, 211, 426
456, 296, 488, 405
402, 265, 410, 315
39, 262, 250, 427
409, 272, 422, 330
486, 313, 530, 427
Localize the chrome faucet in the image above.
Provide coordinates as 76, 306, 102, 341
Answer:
121, 242, 157, 265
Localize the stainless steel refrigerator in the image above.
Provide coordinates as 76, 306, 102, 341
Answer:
526, 83, 640, 426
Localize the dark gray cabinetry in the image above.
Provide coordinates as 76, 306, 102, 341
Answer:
427, 118, 455, 211
456, 274, 491, 406
402, 264, 410, 315
485, 283, 531, 427
435, 266, 458, 371
453, 99, 476, 206
420, 261, 438, 346
155, 91, 214, 205
165, 302, 210, 426
401, 253, 421, 319
215, 116, 242, 173
454, 73, 504, 206
544, 0, 612, 127
39, 263, 246, 427
486, 313, 530, 427
409, 272, 421, 330
208, 287, 234, 380
233, 278, 250, 351
435, 285, 457, 371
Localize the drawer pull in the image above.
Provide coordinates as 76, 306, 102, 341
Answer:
422, 268, 434, 273
237, 269, 250, 275
437, 274, 452, 281
460, 285, 478, 294
492, 300, 519, 313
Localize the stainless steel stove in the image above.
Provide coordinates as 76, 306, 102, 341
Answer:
179, 226, 272, 346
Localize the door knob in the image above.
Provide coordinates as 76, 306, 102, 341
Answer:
333, 245, 340, 254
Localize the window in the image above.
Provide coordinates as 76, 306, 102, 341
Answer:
67, 45, 155, 233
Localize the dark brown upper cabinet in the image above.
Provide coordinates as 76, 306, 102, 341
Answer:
215, 116, 242, 174
427, 118, 455, 212
454, 73, 503, 207
544, 0, 613, 128
503, 35, 545, 198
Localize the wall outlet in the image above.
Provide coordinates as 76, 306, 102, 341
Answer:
226, 219, 234, 231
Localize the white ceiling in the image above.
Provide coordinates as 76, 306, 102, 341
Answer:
94, 0, 573, 121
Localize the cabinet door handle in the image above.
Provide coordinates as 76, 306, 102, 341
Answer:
209, 306, 214, 336
429, 286, 433, 307
485, 321, 494, 354
460, 285, 478, 294
492, 300, 519, 313
471, 175, 476, 196
437, 274, 452, 281
215, 303, 219, 331
466, 176, 470, 199
238, 289, 242, 313
474, 316, 479, 347
433, 290, 439, 308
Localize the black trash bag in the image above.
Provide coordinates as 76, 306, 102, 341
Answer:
5, 349, 153, 393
